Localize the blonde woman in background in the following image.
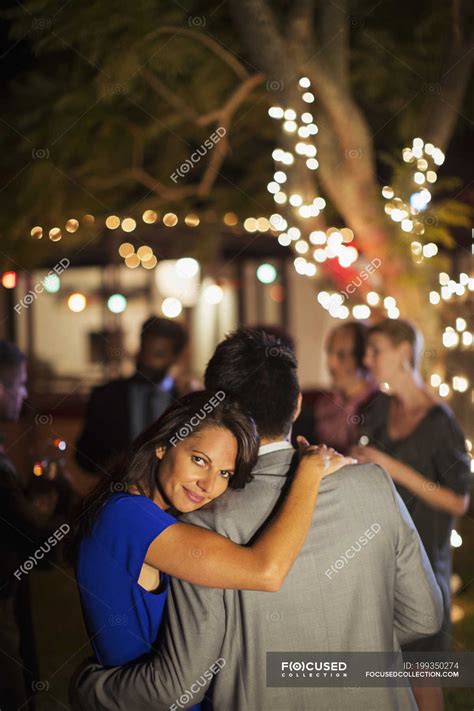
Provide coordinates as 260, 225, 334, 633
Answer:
352, 318, 472, 711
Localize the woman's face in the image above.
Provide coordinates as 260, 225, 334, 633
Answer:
154, 425, 238, 513
364, 333, 404, 385
326, 329, 359, 388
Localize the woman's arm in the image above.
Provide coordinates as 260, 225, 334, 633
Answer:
352, 445, 470, 516
145, 442, 355, 592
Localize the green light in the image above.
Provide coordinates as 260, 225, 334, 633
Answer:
43, 274, 60, 293
107, 293, 127, 313
256, 263, 277, 284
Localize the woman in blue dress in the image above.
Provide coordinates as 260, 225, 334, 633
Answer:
72, 391, 351, 682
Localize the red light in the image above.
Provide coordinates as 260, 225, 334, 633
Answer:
2, 271, 17, 289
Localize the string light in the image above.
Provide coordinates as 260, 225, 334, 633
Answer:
1, 272, 17, 289
124, 253, 140, 269
367, 291, 380, 306
118, 243, 134, 258
162, 297, 182, 318
142, 255, 158, 269
223, 212, 238, 226
65, 219, 79, 233
107, 294, 127, 313
353, 305, 371, 320
106, 215, 121, 229
381, 138, 445, 263
137, 246, 153, 261
49, 227, 62, 242
163, 213, 178, 227
184, 213, 200, 227
68, 293, 86, 312
121, 218, 136, 232
43, 274, 60, 293
256, 263, 277, 284
243, 218, 258, 232
176, 258, 199, 279
142, 210, 158, 224
204, 284, 224, 304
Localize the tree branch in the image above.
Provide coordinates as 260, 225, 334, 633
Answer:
196, 74, 265, 195
422, 3, 474, 151
141, 69, 199, 122
289, 0, 316, 46
197, 73, 265, 126
229, 0, 299, 101
318, 0, 350, 90
88, 74, 264, 202
142, 27, 249, 80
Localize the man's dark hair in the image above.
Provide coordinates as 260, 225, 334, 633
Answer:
140, 316, 188, 354
254, 325, 295, 353
204, 328, 299, 438
0, 341, 26, 387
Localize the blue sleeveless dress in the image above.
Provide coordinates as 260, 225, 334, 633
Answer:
76, 493, 200, 709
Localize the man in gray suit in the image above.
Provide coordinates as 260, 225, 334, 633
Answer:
73, 328, 442, 711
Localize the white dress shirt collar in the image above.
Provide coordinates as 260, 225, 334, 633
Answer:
258, 440, 293, 456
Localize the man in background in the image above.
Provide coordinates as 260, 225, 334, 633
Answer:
75, 316, 188, 475
0, 341, 55, 710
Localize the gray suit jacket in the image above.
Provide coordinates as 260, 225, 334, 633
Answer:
73, 450, 443, 711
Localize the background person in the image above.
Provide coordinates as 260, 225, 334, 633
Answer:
294, 322, 378, 453
353, 318, 472, 711
75, 316, 188, 475
0, 341, 61, 711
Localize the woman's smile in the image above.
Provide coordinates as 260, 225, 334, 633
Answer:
182, 487, 206, 504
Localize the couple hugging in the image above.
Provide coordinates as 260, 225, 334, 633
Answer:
71, 328, 442, 711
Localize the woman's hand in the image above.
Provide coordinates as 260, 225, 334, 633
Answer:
349, 444, 386, 466
296, 436, 357, 478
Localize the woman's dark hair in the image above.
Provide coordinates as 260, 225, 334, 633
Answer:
67, 391, 258, 565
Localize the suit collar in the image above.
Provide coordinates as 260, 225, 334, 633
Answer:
252, 447, 297, 477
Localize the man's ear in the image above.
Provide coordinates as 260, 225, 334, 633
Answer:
293, 391, 303, 422
155, 446, 166, 461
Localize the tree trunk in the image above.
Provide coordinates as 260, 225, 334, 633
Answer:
229, 0, 473, 311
